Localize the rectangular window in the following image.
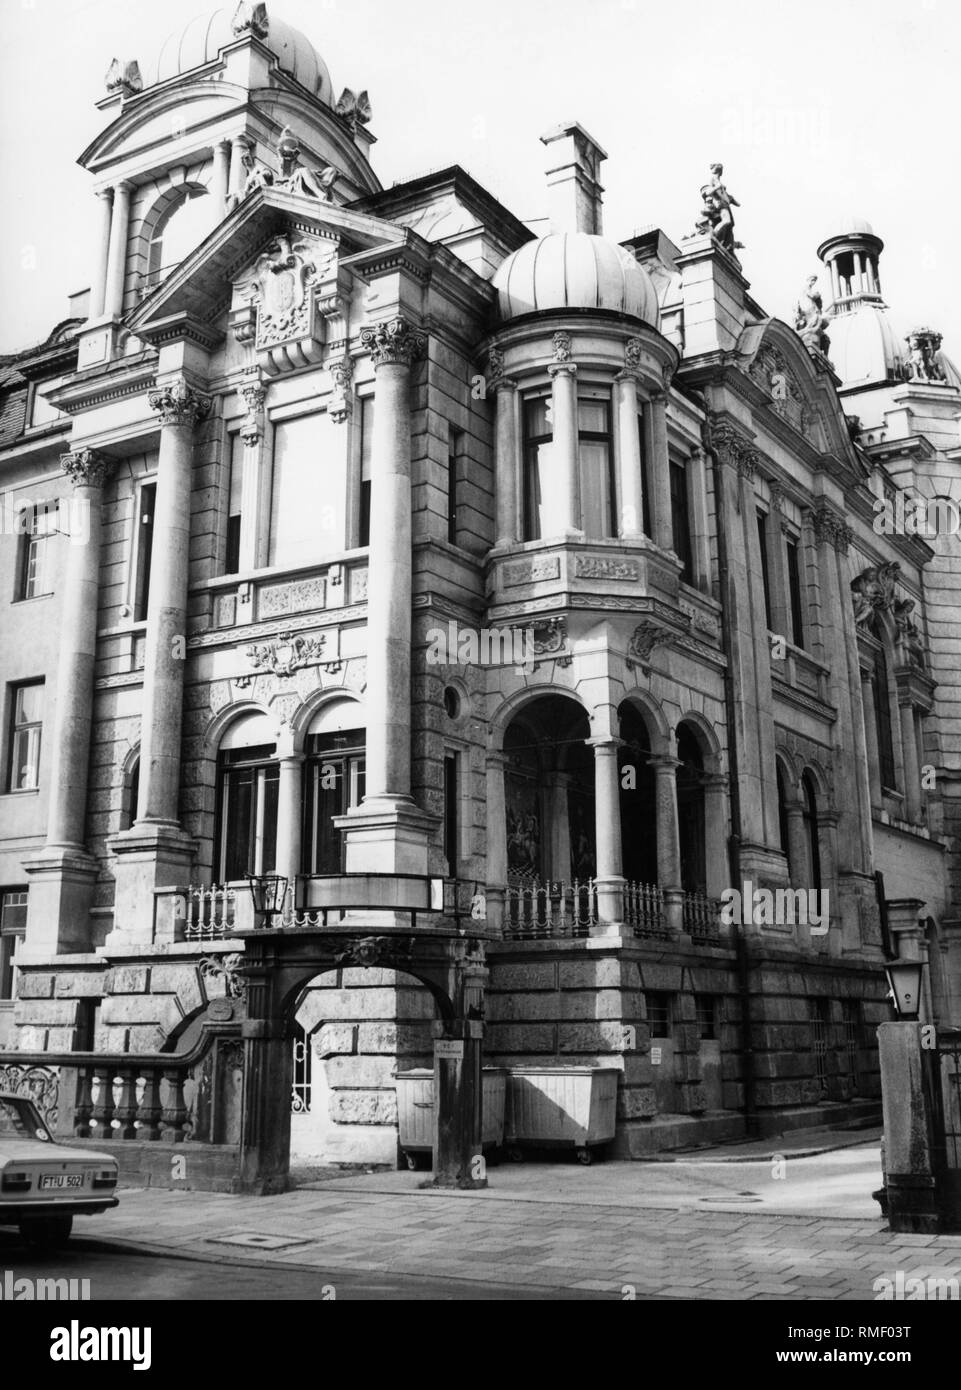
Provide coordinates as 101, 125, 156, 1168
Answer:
695, 994, 718, 1041
302, 731, 366, 875
216, 745, 279, 882
443, 751, 459, 874
872, 649, 897, 792
133, 483, 157, 622
447, 427, 461, 545
7, 682, 43, 792
810, 997, 830, 1089
269, 412, 345, 568
17, 502, 58, 601
0, 889, 27, 1000
644, 990, 672, 1039
577, 397, 615, 539
786, 536, 805, 649
225, 433, 243, 575
29, 379, 64, 429
756, 509, 773, 630
522, 397, 551, 541
359, 397, 373, 548
670, 459, 693, 584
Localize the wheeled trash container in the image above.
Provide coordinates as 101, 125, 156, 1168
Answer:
505, 1065, 619, 1164
394, 1067, 508, 1171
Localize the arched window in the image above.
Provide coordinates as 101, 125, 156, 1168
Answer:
120, 756, 140, 832
215, 713, 279, 882
302, 701, 365, 876
145, 189, 212, 291
776, 764, 791, 865
801, 772, 822, 892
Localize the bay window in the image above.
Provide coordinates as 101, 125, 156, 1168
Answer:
577, 396, 615, 539
522, 396, 551, 541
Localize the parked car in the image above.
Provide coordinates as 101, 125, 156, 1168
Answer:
0, 1092, 119, 1246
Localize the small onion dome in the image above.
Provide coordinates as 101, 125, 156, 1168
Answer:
828, 305, 904, 386
149, 7, 333, 99
493, 232, 659, 326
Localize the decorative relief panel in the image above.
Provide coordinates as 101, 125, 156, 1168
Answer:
245, 630, 326, 677
575, 555, 638, 581
258, 576, 327, 618
503, 556, 560, 586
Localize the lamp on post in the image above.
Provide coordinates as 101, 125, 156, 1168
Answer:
883, 958, 926, 1022
245, 873, 289, 930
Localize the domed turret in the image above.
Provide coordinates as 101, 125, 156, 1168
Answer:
817, 218, 903, 386
148, 4, 333, 100
493, 232, 659, 325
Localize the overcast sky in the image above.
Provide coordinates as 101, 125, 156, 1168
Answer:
1, 0, 958, 356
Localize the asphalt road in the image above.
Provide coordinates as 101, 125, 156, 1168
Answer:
0, 1232, 609, 1300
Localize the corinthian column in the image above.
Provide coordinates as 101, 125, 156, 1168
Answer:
548, 358, 580, 537
491, 361, 519, 547
339, 318, 435, 878
137, 379, 211, 826
105, 180, 133, 320
21, 450, 114, 957
47, 450, 114, 848
615, 370, 643, 537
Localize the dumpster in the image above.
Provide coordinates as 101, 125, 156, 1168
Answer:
394, 1067, 508, 1171
505, 1065, 619, 1164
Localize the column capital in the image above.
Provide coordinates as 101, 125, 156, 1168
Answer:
586, 735, 624, 751
360, 317, 424, 369
803, 501, 851, 552
648, 754, 682, 772
614, 368, 641, 385
113, 179, 135, 197
61, 448, 114, 489
149, 378, 212, 427
548, 362, 577, 379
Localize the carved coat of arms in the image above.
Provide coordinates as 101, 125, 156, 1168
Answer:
249, 235, 318, 350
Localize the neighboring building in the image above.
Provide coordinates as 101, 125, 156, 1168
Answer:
0, 4, 956, 1176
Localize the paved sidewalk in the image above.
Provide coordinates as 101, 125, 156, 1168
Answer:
71, 1142, 961, 1300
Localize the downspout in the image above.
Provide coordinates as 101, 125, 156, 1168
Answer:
703, 416, 758, 1137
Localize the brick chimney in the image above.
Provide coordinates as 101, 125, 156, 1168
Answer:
540, 121, 607, 235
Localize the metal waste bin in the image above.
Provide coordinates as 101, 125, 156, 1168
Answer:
394, 1067, 507, 1171
505, 1065, 619, 1164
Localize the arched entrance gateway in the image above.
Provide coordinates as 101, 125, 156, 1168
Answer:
237, 923, 489, 1194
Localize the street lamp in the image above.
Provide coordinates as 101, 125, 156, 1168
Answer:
883, 959, 926, 1021
245, 873, 289, 929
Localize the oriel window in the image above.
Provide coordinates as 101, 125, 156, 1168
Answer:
577, 396, 615, 539
522, 396, 551, 541
670, 458, 694, 584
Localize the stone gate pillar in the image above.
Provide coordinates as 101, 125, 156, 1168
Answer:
432, 947, 488, 1189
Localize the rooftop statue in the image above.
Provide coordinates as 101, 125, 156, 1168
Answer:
693, 162, 743, 255
104, 58, 142, 96
276, 127, 338, 200
795, 274, 831, 355
903, 327, 947, 384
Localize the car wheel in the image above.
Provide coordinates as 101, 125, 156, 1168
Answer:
20, 1215, 73, 1248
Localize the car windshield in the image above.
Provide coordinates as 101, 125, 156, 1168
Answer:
0, 1097, 45, 1138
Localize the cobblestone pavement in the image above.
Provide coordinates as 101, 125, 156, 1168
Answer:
67, 1143, 961, 1301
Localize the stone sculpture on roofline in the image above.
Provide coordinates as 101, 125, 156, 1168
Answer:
795, 274, 831, 356
691, 162, 744, 257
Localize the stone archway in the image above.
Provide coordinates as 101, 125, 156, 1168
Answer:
236, 926, 488, 1194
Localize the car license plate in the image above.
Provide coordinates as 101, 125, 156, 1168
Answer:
39, 1174, 84, 1190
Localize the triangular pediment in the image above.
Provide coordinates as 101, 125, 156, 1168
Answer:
127, 185, 413, 340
